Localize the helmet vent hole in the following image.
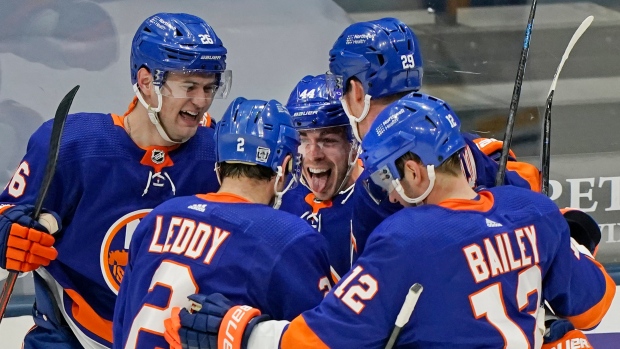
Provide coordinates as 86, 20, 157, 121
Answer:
175, 28, 183, 36
425, 116, 437, 128
264, 124, 274, 130
428, 96, 438, 102
143, 27, 152, 33
377, 54, 385, 66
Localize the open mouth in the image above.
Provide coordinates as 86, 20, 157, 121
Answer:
307, 167, 332, 193
179, 110, 200, 124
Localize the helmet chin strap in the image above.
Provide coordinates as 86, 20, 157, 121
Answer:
133, 83, 188, 144
272, 165, 296, 209
393, 165, 436, 205
214, 163, 222, 185
334, 142, 361, 195
341, 94, 372, 142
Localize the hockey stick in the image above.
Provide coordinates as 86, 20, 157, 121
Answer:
0, 85, 80, 323
385, 283, 423, 349
495, 0, 538, 186
541, 16, 593, 195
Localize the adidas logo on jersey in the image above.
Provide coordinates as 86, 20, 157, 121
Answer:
485, 218, 502, 227
188, 204, 207, 212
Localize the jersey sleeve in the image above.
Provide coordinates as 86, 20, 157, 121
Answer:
265, 228, 332, 321
0, 120, 76, 219
542, 211, 616, 330
463, 137, 540, 191
280, 221, 414, 348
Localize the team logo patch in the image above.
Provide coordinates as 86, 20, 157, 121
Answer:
151, 149, 165, 164
256, 147, 270, 163
100, 209, 151, 294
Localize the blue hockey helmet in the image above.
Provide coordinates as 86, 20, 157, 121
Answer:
286, 74, 349, 131
216, 97, 300, 171
286, 74, 360, 197
215, 97, 301, 207
360, 93, 465, 204
130, 12, 231, 97
329, 17, 423, 99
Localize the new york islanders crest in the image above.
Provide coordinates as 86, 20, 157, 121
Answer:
100, 209, 152, 294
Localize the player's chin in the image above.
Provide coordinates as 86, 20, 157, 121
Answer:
314, 186, 336, 201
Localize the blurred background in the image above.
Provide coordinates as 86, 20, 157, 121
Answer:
0, 0, 619, 345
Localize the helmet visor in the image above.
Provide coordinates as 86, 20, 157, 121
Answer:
318, 72, 343, 102
160, 70, 232, 100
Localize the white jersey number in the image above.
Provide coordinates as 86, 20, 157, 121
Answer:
333, 265, 378, 314
124, 260, 198, 349
7, 161, 30, 198
469, 265, 542, 348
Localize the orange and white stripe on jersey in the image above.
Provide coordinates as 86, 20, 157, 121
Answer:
280, 315, 329, 349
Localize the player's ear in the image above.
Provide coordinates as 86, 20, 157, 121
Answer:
136, 67, 154, 95
348, 79, 365, 104
282, 154, 293, 176
404, 159, 422, 183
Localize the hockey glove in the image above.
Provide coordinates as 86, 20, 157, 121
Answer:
164, 293, 269, 349
0, 204, 60, 273
542, 319, 593, 349
562, 209, 601, 256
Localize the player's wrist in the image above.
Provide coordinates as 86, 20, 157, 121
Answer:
241, 314, 270, 347
218, 305, 265, 349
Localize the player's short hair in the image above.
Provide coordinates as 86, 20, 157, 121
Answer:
219, 162, 275, 182
396, 151, 462, 178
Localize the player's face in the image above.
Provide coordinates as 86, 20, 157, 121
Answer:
158, 72, 217, 141
299, 127, 352, 200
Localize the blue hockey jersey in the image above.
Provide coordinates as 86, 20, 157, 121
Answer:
113, 192, 331, 349
0, 112, 220, 348
350, 137, 541, 260
279, 186, 615, 348
281, 183, 356, 281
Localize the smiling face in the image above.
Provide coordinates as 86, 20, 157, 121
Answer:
157, 72, 218, 142
299, 126, 352, 200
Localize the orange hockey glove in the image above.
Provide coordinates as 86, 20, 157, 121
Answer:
0, 204, 60, 273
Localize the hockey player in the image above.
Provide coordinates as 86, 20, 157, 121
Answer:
119, 97, 332, 349
328, 17, 540, 258
164, 93, 615, 349
280, 74, 359, 281
0, 13, 230, 348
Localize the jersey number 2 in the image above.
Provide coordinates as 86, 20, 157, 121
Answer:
124, 260, 198, 348
469, 265, 542, 348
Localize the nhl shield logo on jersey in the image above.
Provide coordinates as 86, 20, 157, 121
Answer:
100, 209, 152, 294
151, 149, 165, 164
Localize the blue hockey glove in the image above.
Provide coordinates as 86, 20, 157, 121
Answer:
542, 318, 592, 349
164, 293, 269, 349
0, 204, 61, 272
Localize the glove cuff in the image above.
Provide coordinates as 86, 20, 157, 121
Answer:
218, 305, 262, 349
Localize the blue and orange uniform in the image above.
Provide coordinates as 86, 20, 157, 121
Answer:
281, 183, 355, 282
113, 192, 331, 348
0, 104, 220, 348
279, 186, 615, 348
350, 136, 541, 260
